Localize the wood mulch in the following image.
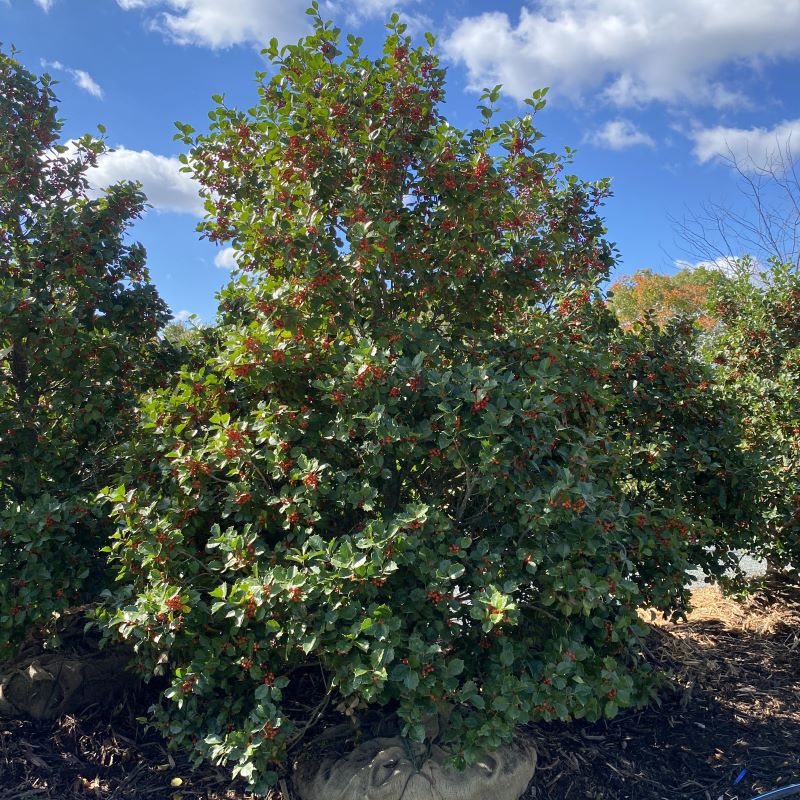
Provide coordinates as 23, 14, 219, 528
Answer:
523, 579, 800, 800
1, 579, 798, 800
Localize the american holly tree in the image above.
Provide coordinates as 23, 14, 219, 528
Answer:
704, 259, 800, 571
99, 9, 742, 792
608, 316, 758, 596
0, 49, 171, 655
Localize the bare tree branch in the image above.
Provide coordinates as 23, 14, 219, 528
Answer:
672, 136, 800, 272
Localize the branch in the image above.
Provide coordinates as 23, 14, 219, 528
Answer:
286, 684, 334, 753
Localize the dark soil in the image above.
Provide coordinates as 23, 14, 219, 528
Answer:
1, 581, 798, 800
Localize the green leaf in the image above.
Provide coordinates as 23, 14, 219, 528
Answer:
446, 658, 464, 678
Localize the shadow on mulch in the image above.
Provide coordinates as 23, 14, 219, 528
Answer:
1, 581, 798, 800
523, 581, 800, 800
0, 679, 256, 800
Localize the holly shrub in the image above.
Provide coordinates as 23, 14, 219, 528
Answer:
98, 10, 744, 793
608, 315, 758, 597
0, 49, 171, 655
704, 259, 800, 571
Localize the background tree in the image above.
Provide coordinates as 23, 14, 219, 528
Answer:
0, 49, 171, 654
100, 11, 744, 792
607, 265, 728, 329
674, 140, 800, 270
162, 319, 221, 370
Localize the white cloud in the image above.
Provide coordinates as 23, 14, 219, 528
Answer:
33, 0, 54, 10
690, 118, 800, 170
344, 2, 430, 37
116, 0, 424, 49
115, 0, 311, 48
343, 0, 421, 22
588, 119, 655, 150
85, 147, 204, 216
214, 246, 239, 269
392, 10, 432, 38
42, 60, 104, 99
71, 69, 104, 99
340, 0, 433, 38
443, 1, 800, 107
346, 0, 408, 16
173, 309, 195, 322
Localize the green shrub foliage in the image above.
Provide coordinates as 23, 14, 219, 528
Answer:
100, 12, 741, 792
0, 49, 170, 654
608, 316, 758, 595
705, 260, 800, 570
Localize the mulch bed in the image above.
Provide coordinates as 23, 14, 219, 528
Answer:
1, 579, 799, 800
523, 579, 800, 800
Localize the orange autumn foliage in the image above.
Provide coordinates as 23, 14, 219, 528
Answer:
607, 266, 727, 330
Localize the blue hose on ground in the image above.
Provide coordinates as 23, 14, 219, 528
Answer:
749, 785, 800, 799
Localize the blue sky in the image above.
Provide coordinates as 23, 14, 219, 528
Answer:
3, 0, 800, 322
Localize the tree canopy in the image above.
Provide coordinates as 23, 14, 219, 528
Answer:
607, 265, 728, 329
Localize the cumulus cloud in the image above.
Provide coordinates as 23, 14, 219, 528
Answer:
115, 0, 311, 48
41, 60, 104, 98
443, 0, 800, 107
173, 309, 196, 322
214, 246, 239, 269
116, 0, 425, 48
346, 0, 414, 17
71, 69, 104, 98
344, 2, 430, 37
588, 119, 655, 150
690, 118, 800, 170
84, 147, 204, 216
